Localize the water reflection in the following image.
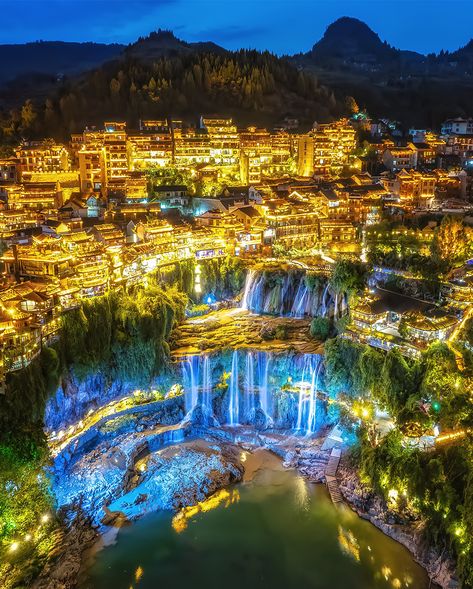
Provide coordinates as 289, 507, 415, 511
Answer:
83, 452, 430, 589
172, 488, 240, 533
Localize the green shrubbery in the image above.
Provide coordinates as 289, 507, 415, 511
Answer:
59, 282, 187, 385
309, 317, 332, 341
326, 334, 473, 586
198, 256, 246, 301
358, 428, 473, 586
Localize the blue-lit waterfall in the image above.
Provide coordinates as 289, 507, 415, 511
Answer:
244, 352, 256, 420
228, 350, 240, 425
257, 352, 271, 418
181, 350, 324, 433
240, 266, 339, 318
181, 354, 215, 421
295, 354, 323, 435
182, 355, 199, 415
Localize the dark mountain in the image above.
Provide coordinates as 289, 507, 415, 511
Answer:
293, 17, 473, 127
125, 29, 227, 60
0, 41, 124, 85
307, 17, 401, 65
449, 39, 473, 69
0, 30, 343, 142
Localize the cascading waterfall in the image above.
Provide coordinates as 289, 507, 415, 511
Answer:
306, 360, 323, 435
241, 266, 339, 318
320, 283, 330, 317
244, 352, 256, 420
296, 354, 323, 435
228, 350, 240, 425
257, 351, 271, 417
182, 355, 200, 415
201, 355, 212, 416
290, 282, 309, 318
182, 355, 215, 420
241, 269, 255, 310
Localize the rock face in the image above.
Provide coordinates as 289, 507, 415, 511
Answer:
45, 371, 180, 433
337, 460, 459, 589
45, 372, 136, 432
108, 440, 244, 518
53, 427, 244, 527
32, 510, 98, 589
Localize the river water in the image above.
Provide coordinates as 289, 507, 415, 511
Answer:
80, 449, 429, 589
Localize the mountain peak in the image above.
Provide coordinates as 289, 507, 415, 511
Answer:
309, 16, 398, 63
125, 28, 226, 60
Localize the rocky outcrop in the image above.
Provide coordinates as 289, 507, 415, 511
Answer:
32, 510, 98, 589
337, 460, 458, 589
45, 372, 136, 432
108, 440, 244, 518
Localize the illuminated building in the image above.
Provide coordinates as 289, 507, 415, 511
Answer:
127, 120, 173, 170
318, 219, 356, 244
2, 241, 72, 280
0, 157, 20, 184
155, 185, 188, 209
16, 140, 71, 176
297, 135, 315, 177
125, 173, 148, 203
6, 181, 63, 211
297, 120, 356, 177
103, 121, 128, 195
239, 126, 272, 183
317, 119, 356, 170
174, 127, 211, 166
263, 198, 320, 249
441, 117, 473, 135
380, 169, 436, 208
402, 311, 457, 342
200, 116, 239, 165
382, 144, 418, 171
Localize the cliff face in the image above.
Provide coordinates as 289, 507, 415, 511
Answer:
241, 265, 347, 319
44, 369, 179, 433
45, 373, 133, 432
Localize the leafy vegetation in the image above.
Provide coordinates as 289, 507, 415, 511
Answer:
2, 32, 344, 141
329, 259, 369, 298
0, 431, 58, 588
309, 317, 332, 341
326, 333, 473, 586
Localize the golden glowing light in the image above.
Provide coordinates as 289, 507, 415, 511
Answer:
337, 526, 360, 561
172, 488, 240, 533
135, 565, 144, 582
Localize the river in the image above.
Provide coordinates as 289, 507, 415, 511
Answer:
79, 449, 429, 589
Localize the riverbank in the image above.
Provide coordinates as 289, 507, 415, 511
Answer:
336, 457, 458, 589
9, 431, 452, 589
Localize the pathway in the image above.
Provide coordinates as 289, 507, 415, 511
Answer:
322, 425, 344, 505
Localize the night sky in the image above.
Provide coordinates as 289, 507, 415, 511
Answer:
1, 0, 472, 55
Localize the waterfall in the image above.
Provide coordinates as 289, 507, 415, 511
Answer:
320, 283, 330, 317
334, 292, 339, 320
296, 354, 311, 430
257, 352, 271, 417
182, 355, 199, 415
244, 352, 255, 420
228, 350, 240, 425
291, 281, 309, 318
202, 355, 212, 416
306, 359, 323, 435
296, 355, 323, 435
241, 269, 255, 310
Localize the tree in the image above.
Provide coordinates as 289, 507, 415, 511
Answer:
345, 96, 359, 114
20, 100, 37, 131
431, 216, 468, 265
330, 260, 369, 296
310, 317, 331, 341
